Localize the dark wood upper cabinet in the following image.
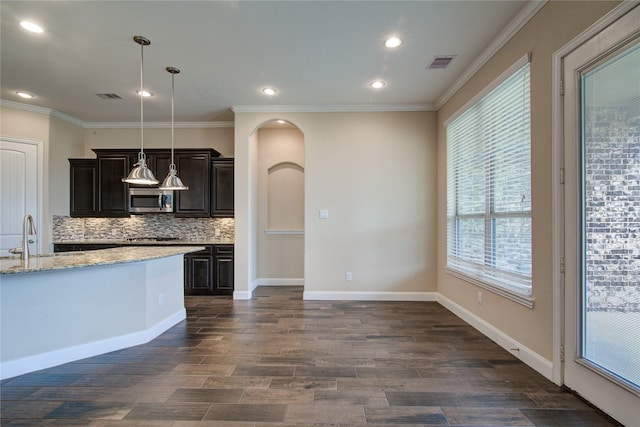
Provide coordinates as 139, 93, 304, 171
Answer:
69, 159, 97, 217
175, 151, 212, 217
211, 158, 234, 217
71, 149, 222, 218
96, 153, 131, 217
150, 152, 172, 183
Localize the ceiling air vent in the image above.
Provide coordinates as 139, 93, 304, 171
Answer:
428, 55, 456, 69
95, 93, 123, 100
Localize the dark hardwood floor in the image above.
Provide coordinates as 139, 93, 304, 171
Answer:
1, 286, 621, 426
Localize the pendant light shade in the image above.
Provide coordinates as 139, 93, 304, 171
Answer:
125, 152, 158, 184
123, 35, 159, 185
159, 66, 188, 190
160, 164, 189, 190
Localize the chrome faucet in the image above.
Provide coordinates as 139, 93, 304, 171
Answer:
9, 214, 37, 261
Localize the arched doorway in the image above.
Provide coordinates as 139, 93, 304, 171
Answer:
255, 120, 305, 289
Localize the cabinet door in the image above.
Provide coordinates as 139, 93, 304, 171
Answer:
184, 249, 215, 295
97, 155, 131, 217
69, 159, 97, 217
151, 152, 172, 183
175, 152, 211, 217
211, 159, 234, 217
214, 245, 234, 295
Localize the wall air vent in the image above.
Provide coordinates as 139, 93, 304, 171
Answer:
95, 93, 123, 100
428, 55, 456, 69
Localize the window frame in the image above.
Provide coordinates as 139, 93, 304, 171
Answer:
445, 54, 534, 308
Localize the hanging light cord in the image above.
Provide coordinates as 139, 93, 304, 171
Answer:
170, 70, 175, 168
139, 38, 145, 161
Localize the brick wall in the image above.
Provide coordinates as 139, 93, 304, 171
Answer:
584, 105, 640, 313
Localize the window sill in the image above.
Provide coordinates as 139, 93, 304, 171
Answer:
445, 267, 534, 309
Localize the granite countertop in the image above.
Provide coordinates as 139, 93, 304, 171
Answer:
0, 246, 204, 275
53, 239, 234, 245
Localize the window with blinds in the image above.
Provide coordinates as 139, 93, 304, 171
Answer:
446, 56, 532, 303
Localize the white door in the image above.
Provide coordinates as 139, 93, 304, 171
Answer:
562, 6, 640, 426
0, 138, 42, 256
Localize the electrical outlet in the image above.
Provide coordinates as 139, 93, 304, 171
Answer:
111, 228, 118, 236
477, 291, 483, 304
215, 229, 221, 237
158, 293, 164, 306
345, 272, 352, 282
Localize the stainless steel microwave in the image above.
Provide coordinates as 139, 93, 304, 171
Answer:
128, 188, 174, 213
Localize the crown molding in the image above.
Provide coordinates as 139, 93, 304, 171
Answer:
0, 100, 87, 128
1, 99, 51, 115
435, 0, 547, 110
1, 100, 233, 129
231, 104, 435, 114
83, 121, 234, 129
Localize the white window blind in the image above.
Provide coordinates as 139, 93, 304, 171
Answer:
446, 59, 532, 303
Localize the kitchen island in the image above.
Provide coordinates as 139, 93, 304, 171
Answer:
0, 246, 203, 379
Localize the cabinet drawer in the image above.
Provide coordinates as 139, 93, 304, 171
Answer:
190, 245, 214, 256
214, 244, 233, 256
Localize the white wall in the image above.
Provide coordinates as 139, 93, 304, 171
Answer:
235, 111, 438, 298
49, 117, 85, 214
83, 127, 234, 157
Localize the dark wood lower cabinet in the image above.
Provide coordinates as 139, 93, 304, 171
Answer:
184, 244, 234, 296
53, 243, 233, 296
214, 244, 234, 295
184, 246, 215, 295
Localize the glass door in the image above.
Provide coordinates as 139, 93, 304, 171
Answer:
563, 6, 640, 426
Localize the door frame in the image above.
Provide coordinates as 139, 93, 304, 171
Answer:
0, 136, 44, 255
551, 0, 639, 410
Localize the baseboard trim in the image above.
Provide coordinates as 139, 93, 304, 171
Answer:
437, 294, 553, 381
256, 278, 304, 287
235, 279, 303, 299
303, 291, 438, 301
233, 289, 252, 300
0, 309, 186, 380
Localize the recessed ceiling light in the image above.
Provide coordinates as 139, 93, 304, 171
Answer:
136, 90, 153, 97
262, 87, 277, 96
370, 80, 386, 89
384, 37, 402, 48
20, 21, 43, 33
16, 91, 35, 99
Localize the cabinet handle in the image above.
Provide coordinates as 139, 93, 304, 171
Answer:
158, 194, 163, 208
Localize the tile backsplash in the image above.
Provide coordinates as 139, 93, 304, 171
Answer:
53, 215, 234, 242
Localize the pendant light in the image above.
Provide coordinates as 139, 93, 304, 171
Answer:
123, 35, 159, 185
159, 67, 189, 190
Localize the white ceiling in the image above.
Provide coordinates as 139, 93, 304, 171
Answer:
1, 1, 534, 124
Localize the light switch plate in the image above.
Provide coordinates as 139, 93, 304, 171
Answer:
319, 209, 329, 219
